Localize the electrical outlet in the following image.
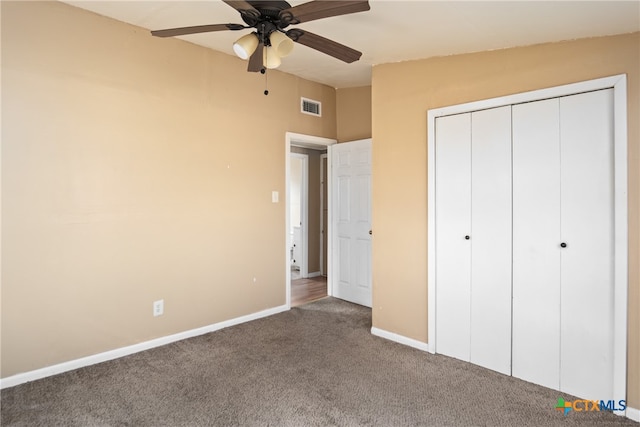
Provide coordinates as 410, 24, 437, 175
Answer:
153, 299, 164, 317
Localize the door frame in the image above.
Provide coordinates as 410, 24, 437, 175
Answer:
320, 153, 328, 276
427, 75, 628, 403
285, 132, 337, 308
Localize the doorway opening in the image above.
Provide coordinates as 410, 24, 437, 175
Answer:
285, 133, 336, 308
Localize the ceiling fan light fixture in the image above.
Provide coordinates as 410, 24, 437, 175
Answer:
233, 33, 259, 60
269, 31, 294, 58
264, 45, 282, 69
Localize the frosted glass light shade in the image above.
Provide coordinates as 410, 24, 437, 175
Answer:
269, 31, 294, 58
233, 33, 259, 60
264, 46, 281, 69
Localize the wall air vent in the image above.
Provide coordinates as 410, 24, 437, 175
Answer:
301, 97, 322, 117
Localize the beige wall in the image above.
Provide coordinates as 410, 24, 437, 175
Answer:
336, 86, 371, 142
1, 1, 336, 378
371, 32, 640, 408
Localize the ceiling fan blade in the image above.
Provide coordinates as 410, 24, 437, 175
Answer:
286, 29, 362, 63
223, 1, 261, 20
247, 42, 264, 72
151, 23, 244, 38
279, 1, 370, 25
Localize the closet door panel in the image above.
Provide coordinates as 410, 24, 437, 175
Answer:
469, 106, 512, 375
512, 99, 561, 390
435, 113, 471, 362
559, 89, 615, 398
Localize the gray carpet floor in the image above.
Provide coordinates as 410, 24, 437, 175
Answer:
1, 297, 636, 426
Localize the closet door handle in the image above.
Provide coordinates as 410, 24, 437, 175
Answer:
465, 235, 470, 240
560, 242, 567, 248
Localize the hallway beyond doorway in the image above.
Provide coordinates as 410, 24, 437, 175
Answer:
291, 276, 327, 307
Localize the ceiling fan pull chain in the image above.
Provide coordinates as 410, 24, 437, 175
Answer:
263, 68, 269, 95
260, 23, 269, 95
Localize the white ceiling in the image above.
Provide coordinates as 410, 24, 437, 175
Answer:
63, 0, 640, 88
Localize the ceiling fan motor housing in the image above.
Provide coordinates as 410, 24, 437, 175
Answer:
240, 0, 294, 39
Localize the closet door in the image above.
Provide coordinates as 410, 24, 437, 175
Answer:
512, 99, 561, 390
435, 113, 471, 361
559, 89, 614, 398
435, 108, 512, 371
469, 106, 512, 375
513, 89, 615, 399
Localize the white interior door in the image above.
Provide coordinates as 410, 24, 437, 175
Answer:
331, 139, 372, 307
469, 106, 512, 375
435, 113, 472, 362
559, 89, 614, 398
512, 98, 562, 390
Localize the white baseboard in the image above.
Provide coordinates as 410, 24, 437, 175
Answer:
0, 304, 289, 390
307, 271, 322, 278
371, 327, 433, 353
627, 406, 640, 422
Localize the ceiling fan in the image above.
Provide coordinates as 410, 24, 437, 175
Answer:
151, 1, 370, 72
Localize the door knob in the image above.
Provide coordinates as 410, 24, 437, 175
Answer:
560, 242, 567, 248
465, 235, 470, 240
369, 230, 372, 235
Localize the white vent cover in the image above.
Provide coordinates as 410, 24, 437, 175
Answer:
301, 97, 321, 117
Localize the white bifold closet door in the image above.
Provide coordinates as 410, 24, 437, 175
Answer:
511, 98, 562, 390
435, 106, 512, 375
435, 113, 471, 363
512, 89, 615, 398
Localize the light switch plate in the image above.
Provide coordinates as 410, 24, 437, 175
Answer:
272, 191, 279, 203
153, 300, 164, 317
